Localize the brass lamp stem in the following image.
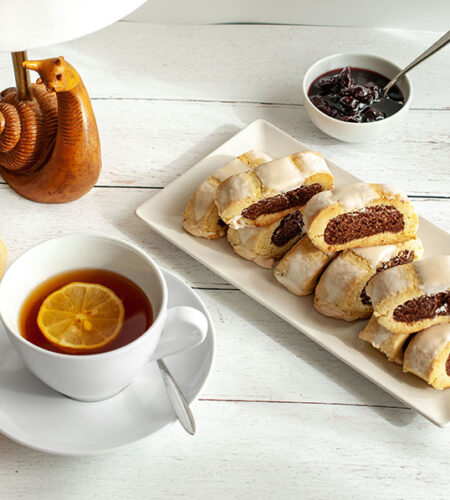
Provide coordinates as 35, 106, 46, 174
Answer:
11, 51, 32, 100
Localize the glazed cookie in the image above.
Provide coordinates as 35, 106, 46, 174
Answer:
274, 235, 336, 296
216, 151, 333, 229
314, 239, 423, 321
359, 315, 414, 365
366, 255, 450, 334
227, 210, 305, 269
0, 237, 6, 278
183, 150, 272, 238
304, 182, 418, 253
403, 324, 450, 390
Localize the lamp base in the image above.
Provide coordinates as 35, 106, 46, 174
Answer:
11, 51, 32, 101
0, 55, 101, 203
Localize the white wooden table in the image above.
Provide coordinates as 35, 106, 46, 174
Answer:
0, 22, 449, 499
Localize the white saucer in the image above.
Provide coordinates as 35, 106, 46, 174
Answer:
0, 268, 215, 455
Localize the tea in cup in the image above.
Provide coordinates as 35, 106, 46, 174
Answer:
0, 234, 208, 401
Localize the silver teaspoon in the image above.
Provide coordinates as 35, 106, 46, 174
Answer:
384, 29, 450, 96
157, 359, 196, 435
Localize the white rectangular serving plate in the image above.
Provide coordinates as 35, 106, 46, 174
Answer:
137, 119, 450, 427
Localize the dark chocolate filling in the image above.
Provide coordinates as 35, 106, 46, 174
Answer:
446, 354, 450, 377
217, 218, 227, 227
393, 292, 450, 322
324, 205, 405, 245
242, 183, 322, 220
271, 210, 304, 247
360, 250, 415, 306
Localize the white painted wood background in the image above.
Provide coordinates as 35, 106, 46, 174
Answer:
0, 22, 449, 499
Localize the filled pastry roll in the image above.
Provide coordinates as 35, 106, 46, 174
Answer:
304, 182, 418, 253
366, 255, 450, 334
403, 324, 450, 390
227, 210, 305, 269
359, 315, 414, 365
314, 238, 423, 321
216, 151, 333, 229
274, 235, 336, 296
183, 150, 272, 239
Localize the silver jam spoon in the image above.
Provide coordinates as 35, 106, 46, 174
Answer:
384, 29, 450, 96
157, 359, 196, 435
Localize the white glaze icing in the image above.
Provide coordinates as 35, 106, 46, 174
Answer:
361, 317, 411, 364
378, 184, 407, 200
350, 239, 423, 269
366, 254, 449, 307
369, 320, 397, 349
191, 151, 271, 224
405, 324, 450, 377
255, 157, 304, 193
193, 180, 218, 221
227, 214, 247, 230
317, 256, 366, 304
213, 158, 249, 183
365, 264, 412, 307
218, 151, 329, 227
217, 173, 254, 210
351, 245, 397, 268
414, 256, 450, 295
293, 151, 330, 179
332, 182, 379, 211
253, 255, 275, 268
274, 240, 334, 295
303, 182, 399, 229
241, 150, 272, 165
303, 190, 334, 229
234, 226, 261, 245
232, 245, 274, 269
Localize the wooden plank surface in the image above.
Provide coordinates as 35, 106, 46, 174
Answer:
1, 100, 447, 196
93, 100, 450, 196
0, 23, 447, 108
1, 186, 448, 283
1, 186, 448, 409
0, 20, 449, 500
0, 401, 448, 500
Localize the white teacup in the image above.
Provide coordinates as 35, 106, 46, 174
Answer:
0, 234, 208, 401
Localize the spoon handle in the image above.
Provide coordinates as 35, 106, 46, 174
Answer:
384, 29, 450, 95
157, 359, 196, 435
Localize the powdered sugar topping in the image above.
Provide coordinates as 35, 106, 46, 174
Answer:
415, 256, 450, 295
255, 157, 305, 193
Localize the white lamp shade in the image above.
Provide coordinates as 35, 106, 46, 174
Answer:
0, 0, 147, 52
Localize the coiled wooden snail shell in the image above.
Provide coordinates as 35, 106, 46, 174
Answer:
1, 57, 101, 203
0, 84, 57, 172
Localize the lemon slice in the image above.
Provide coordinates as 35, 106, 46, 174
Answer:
0, 237, 7, 279
37, 282, 125, 351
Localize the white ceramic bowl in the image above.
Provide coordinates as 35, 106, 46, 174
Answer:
302, 54, 412, 143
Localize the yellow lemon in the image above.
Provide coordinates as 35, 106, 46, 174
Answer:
37, 282, 125, 351
0, 237, 7, 279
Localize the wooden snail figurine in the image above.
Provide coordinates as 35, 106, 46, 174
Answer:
0, 56, 101, 203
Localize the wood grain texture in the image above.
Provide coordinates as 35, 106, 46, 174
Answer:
0, 401, 448, 500
1, 188, 448, 411
1, 99, 442, 195
0, 24, 447, 108
0, 185, 448, 284
95, 100, 450, 195
0, 21, 449, 498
